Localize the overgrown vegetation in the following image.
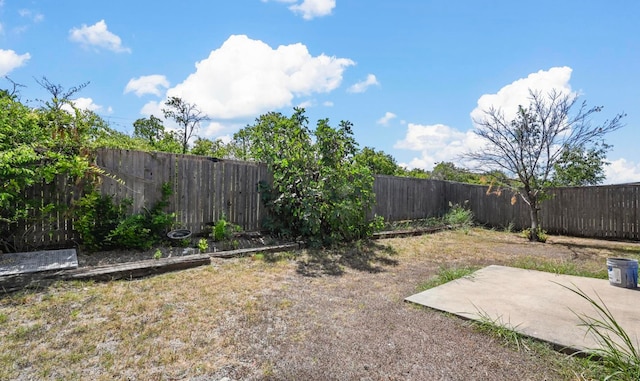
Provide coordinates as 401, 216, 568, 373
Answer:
211, 214, 240, 242
0, 79, 112, 252
237, 108, 383, 247
74, 183, 175, 251
443, 201, 474, 228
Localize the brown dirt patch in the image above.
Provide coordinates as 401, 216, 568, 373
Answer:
2, 228, 639, 380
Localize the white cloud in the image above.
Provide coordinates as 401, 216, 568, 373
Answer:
140, 100, 163, 117
470, 66, 574, 124
124, 75, 170, 97
200, 121, 227, 138
377, 111, 396, 125
0, 49, 30, 75
297, 100, 314, 108
394, 123, 484, 170
290, 0, 336, 20
604, 158, 640, 185
264, 0, 335, 19
69, 20, 131, 53
323, 101, 334, 107
19, 9, 44, 23
60, 97, 103, 114
165, 34, 354, 119
347, 74, 379, 93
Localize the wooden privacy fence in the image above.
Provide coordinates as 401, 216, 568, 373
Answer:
371, 175, 447, 221
371, 177, 639, 240
6, 148, 640, 250
97, 148, 270, 235
442, 181, 640, 240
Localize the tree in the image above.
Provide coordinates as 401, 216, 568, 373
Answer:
133, 115, 165, 146
430, 161, 483, 184
0, 79, 98, 251
467, 89, 625, 241
190, 137, 232, 158
551, 143, 611, 187
237, 108, 381, 246
162, 96, 209, 154
132, 115, 182, 153
354, 147, 401, 176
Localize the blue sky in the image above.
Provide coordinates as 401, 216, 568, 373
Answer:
1, 0, 639, 184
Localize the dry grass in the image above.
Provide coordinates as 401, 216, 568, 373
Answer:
1, 228, 638, 380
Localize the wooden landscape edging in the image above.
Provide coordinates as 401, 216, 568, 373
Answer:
372, 225, 453, 240
62, 254, 212, 282
0, 243, 303, 293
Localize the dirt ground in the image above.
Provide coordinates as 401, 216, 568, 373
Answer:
2, 228, 640, 380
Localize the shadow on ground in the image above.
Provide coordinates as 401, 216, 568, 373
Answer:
295, 240, 398, 277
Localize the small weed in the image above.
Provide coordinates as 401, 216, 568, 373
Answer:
504, 222, 515, 233
0, 313, 7, 324
252, 253, 265, 261
510, 257, 607, 279
417, 266, 479, 291
521, 228, 548, 243
472, 308, 527, 352
153, 249, 162, 260
197, 238, 209, 253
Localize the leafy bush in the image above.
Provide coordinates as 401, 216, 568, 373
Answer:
73, 191, 130, 251
211, 215, 240, 242
444, 201, 474, 227
75, 183, 175, 251
521, 228, 548, 243
237, 108, 382, 247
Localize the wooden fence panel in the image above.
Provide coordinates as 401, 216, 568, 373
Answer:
94, 150, 270, 235
8, 149, 640, 250
371, 176, 446, 221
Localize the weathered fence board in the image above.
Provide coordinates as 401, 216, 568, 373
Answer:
372, 176, 447, 221
96, 149, 271, 236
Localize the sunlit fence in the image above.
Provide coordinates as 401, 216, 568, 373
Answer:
7, 149, 640, 250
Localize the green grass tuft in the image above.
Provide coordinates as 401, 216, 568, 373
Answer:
417, 266, 479, 291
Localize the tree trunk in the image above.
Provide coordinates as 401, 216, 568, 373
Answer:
523, 189, 542, 242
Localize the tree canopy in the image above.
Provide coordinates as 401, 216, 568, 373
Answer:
234, 108, 382, 246
468, 89, 625, 241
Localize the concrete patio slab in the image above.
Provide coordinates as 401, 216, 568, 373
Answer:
405, 265, 640, 354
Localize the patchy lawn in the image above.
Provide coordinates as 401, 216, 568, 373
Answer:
1, 228, 638, 380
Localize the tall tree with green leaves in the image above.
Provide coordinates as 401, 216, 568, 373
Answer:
132, 115, 182, 153
238, 108, 381, 246
354, 147, 401, 176
551, 143, 611, 187
467, 89, 625, 241
162, 96, 209, 154
190, 137, 232, 158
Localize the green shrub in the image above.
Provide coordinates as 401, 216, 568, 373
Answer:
521, 228, 548, 243
237, 108, 382, 247
211, 215, 240, 242
444, 201, 474, 227
75, 183, 175, 251
74, 191, 130, 251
